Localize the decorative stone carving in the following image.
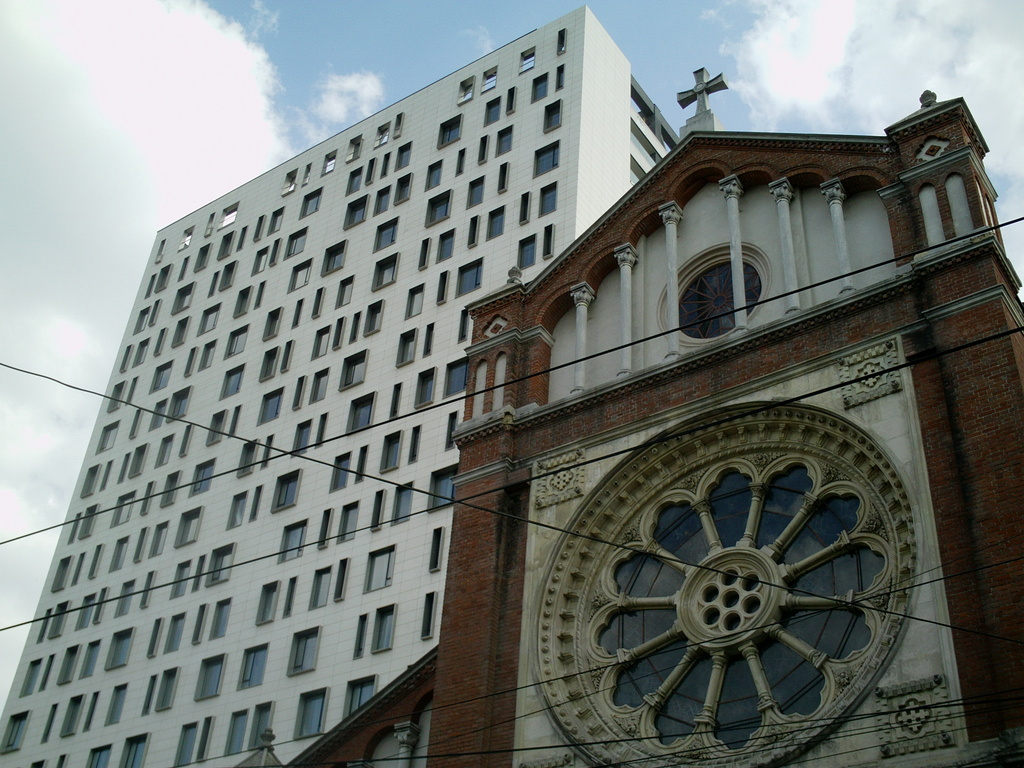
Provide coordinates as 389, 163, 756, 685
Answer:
535, 405, 916, 768
484, 316, 509, 337
535, 449, 586, 508
916, 136, 950, 163
518, 754, 572, 768
875, 674, 956, 757
839, 339, 903, 408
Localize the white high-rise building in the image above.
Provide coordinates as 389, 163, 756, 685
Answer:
0, 8, 675, 767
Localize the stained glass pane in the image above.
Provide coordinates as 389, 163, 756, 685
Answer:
655, 504, 708, 563
715, 658, 760, 748
679, 263, 761, 339
709, 472, 751, 548
760, 640, 825, 715
615, 554, 685, 597
613, 639, 689, 708
784, 608, 870, 660
655, 654, 713, 743
784, 495, 860, 565
756, 466, 812, 548
599, 609, 676, 655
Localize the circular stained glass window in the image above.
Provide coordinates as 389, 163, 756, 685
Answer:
536, 407, 915, 767
679, 262, 762, 338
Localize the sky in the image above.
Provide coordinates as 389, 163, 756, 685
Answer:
1, 0, 1023, 702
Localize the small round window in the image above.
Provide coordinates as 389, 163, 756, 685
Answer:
679, 262, 762, 338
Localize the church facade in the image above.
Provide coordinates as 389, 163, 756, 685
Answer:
443, 91, 1023, 768
297, 91, 1024, 767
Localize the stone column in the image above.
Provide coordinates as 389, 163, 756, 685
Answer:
614, 243, 638, 376
719, 175, 748, 331
658, 202, 683, 359
821, 178, 854, 293
570, 282, 595, 394
394, 721, 421, 768
768, 178, 801, 313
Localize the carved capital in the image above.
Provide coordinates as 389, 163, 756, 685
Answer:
719, 174, 744, 199
768, 177, 794, 203
658, 201, 682, 227
614, 242, 638, 269
821, 178, 847, 205
570, 282, 595, 307
394, 721, 421, 749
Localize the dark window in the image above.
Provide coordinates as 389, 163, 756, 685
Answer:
438, 116, 462, 147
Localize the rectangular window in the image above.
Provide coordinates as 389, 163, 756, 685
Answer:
365, 546, 395, 592
322, 151, 336, 174
279, 521, 306, 562
259, 388, 283, 423
175, 722, 198, 766
273, 470, 300, 510
429, 526, 445, 571
106, 684, 127, 725
347, 136, 362, 161
498, 161, 509, 192
345, 196, 368, 227
430, 467, 457, 510
300, 188, 322, 217
535, 141, 560, 175
392, 485, 413, 523
374, 218, 398, 252
289, 259, 312, 292
478, 135, 488, 163
415, 368, 435, 406
348, 394, 374, 432
330, 453, 351, 491
374, 186, 391, 214
375, 122, 390, 147
256, 582, 278, 624
195, 655, 224, 700
364, 300, 383, 334
520, 48, 535, 72
190, 460, 214, 495
381, 432, 401, 471
445, 359, 469, 395
296, 689, 327, 737
170, 561, 190, 598
422, 592, 437, 638
289, 628, 320, 674
346, 677, 374, 715
438, 115, 462, 147
437, 230, 455, 262
544, 99, 562, 130
372, 605, 395, 652
484, 97, 500, 125
518, 235, 537, 269
239, 645, 267, 688
341, 350, 367, 388
395, 173, 412, 203
208, 545, 234, 584
540, 182, 558, 215
176, 508, 202, 546
532, 73, 548, 102
487, 207, 505, 239
426, 190, 451, 226
457, 260, 483, 295
310, 567, 331, 609
106, 629, 133, 669
211, 599, 231, 638
372, 251, 399, 288
496, 126, 513, 155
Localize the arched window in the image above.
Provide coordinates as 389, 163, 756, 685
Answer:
679, 262, 761, 338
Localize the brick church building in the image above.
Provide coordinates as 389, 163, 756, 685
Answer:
296, 88, 1024, 768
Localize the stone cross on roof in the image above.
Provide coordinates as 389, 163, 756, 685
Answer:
677, 68, 729, 115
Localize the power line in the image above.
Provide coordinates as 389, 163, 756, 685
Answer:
4, 317, 1024, 650
2, 215, 1021, 548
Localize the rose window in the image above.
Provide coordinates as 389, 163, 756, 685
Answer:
536, 408, 915, 767
679, 262, 762, 338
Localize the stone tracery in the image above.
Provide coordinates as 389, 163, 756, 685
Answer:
536, 406, 915, 766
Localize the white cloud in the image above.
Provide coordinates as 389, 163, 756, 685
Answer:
249, 0, 279, 39
300, 71, 386, 146
725, 0, 1024, 275
312, 72, 386, 125
0, 0, 290, 700
462, 25, 495, 56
